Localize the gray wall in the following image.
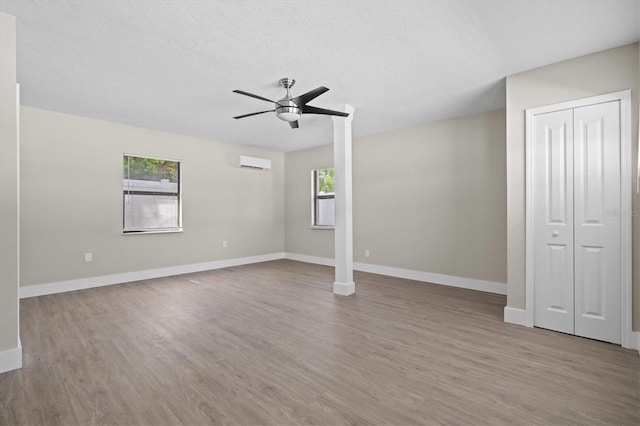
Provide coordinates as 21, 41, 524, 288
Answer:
505, 43, 639, 328
285, 109, 507, 284
0, 12, 19, 353
20, 107, 284, 287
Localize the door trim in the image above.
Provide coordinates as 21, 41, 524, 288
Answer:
525, 90, 634, 349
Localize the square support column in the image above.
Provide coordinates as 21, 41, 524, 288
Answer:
0, 12, 21, 373
332, 105, 355, 295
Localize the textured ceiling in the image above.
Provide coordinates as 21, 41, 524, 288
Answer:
1, 0, 638, 152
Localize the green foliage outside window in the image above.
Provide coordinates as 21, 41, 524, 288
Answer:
317, 168, 334, 193
123, 155, 179, 182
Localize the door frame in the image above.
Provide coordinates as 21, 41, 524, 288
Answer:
525, 90, 634, 349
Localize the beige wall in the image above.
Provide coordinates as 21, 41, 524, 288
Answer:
285, 144, 335, 258
285, 109, 507, 284
506, 43, 639, 328
20, 107, 284, 286
0, 12, 19, 352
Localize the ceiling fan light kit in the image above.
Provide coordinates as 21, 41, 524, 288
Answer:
233, 77, 349, 129
275, 78, 301, 122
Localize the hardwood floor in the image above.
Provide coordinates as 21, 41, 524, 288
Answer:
0, 259, 638, 425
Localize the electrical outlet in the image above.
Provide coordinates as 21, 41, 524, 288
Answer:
222, 240, 227, 248
84, 252, 93, 263
365, 249, 370, 258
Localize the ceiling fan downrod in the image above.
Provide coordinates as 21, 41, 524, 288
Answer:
279, 77, 296, 98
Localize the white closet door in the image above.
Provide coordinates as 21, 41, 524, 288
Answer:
533, 109, 574, 334
573, 101, 621, 344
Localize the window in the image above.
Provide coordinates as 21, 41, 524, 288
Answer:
312, 168, 335, 227
123, 154, 181, 233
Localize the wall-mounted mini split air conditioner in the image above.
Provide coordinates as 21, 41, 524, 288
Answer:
236, 155, 271, 171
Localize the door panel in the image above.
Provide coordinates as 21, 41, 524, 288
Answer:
580, 116, 605, 223
580, 245, 605, 319
573, 101, 621, 344
545, 244, 572, 314
547, 125, 569, 224
533, 109, 574, 334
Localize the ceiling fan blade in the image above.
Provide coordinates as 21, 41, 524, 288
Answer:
233, 90, 275, 104
289, 120, 299, 129
293, 86, 329, 105
233, 110, 274, 119
302, 105, 350, 117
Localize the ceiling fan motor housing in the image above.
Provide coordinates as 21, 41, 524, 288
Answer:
275, 98, 301, 122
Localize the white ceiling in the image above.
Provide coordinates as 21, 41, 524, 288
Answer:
1, 0, 638, 152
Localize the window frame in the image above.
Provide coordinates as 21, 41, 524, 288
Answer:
122, 153, 183, 234
311, 168, 335, 229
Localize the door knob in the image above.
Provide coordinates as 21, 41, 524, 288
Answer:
552, 231, 559, 237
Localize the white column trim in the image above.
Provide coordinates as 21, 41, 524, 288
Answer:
333, 282, 356, 296
332, 104, 355, 296
0, 338, 21, 374
503, 307, 530, 327
16, 82, 21, 367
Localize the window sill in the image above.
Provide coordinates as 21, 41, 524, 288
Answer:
123, 228, 183, 235
310, 226, 334, 230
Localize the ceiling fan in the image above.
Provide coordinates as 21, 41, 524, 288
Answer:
233, 78, 349, 129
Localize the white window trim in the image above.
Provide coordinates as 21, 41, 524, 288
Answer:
123, 153, 183, 234
122, 228, 183, 235
311, 167, 335, 228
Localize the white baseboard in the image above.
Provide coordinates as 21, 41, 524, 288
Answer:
284, 252, 335, 267
354, 261, 507, 295
333, 281, 355, 296
284, 253, 507, 295
20, 252, 286, 299
621, 322, 639, 352
0, 338, 22, 374
21, 253, 507, 299
626, 331, 640, 354
503, 306, 532, 327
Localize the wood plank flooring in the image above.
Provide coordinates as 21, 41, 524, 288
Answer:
1, 259, 638, 425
